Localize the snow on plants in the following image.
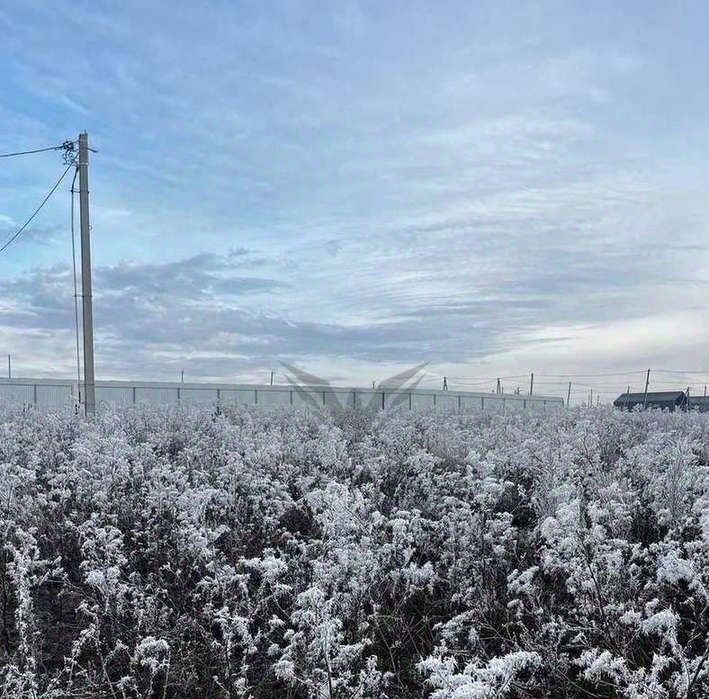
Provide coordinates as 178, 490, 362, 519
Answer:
0, 404, 708, 698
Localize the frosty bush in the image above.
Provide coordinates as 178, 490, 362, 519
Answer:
0, 404, 707, 698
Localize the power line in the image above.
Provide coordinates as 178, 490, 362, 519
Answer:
70, 168, 83, 405
444, 374, 529, 381
536, 370, 647, 378
0, 143, 68, 159
0, 160, 76, 255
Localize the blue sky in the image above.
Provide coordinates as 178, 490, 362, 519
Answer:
1, 1, 708, 399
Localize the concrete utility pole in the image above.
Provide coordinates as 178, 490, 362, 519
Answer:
78, 132, 96, 415
529, 372, 534, 396
642, 369, 650, 410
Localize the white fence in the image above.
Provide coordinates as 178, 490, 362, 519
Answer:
0, 378, 564, 413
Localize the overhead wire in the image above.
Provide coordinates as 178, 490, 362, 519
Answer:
0, 143, 68, 158
0, 159, 76, 255
536, 370, 647, 378
69, 166, 83, 405
654, 370, 709, 378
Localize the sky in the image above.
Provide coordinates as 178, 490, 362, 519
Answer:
1, 1, 708, 401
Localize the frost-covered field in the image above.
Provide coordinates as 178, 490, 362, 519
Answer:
1, 406, 708, 698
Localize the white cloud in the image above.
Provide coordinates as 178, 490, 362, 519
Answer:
0, 1, 707, 389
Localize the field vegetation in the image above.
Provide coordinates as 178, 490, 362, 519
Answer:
0, 404, 708, 698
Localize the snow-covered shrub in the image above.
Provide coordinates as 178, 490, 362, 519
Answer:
0, 404, 707, 698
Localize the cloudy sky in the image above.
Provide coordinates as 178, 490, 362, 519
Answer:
1, 1, 708, 399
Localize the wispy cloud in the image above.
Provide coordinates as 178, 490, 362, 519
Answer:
0, 1, 708, 384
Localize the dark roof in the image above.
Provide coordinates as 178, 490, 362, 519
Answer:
614, 391, 687, 409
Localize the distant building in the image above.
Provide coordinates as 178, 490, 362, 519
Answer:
689, 395, 709, 413
613, 391, 688, 412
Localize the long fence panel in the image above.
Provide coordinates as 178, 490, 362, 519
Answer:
0, 378, 564, 413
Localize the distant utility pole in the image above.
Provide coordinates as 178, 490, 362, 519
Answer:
7, 354, 10, 379
442, 376, 448, 391
589, 388, 593, 407
529, 372, 534, 396
78, 132, 96, 415
270, 371, 274, 386
642, 369, 650, 410
567, 381, 572, 407
496, 378, 501, 394
181, 370, 184, 384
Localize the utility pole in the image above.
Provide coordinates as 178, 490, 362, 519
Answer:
181, 370, 184, 384
78, 132, 96, 415
642, 369, 650, 410
529, 372, 534, 395
442, 376, 448, 391
270, 370, 274, 386
567, 381, 571, 407
496, 378, 501, 395
7, 354, 10, 379
589, 388, 593, 407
